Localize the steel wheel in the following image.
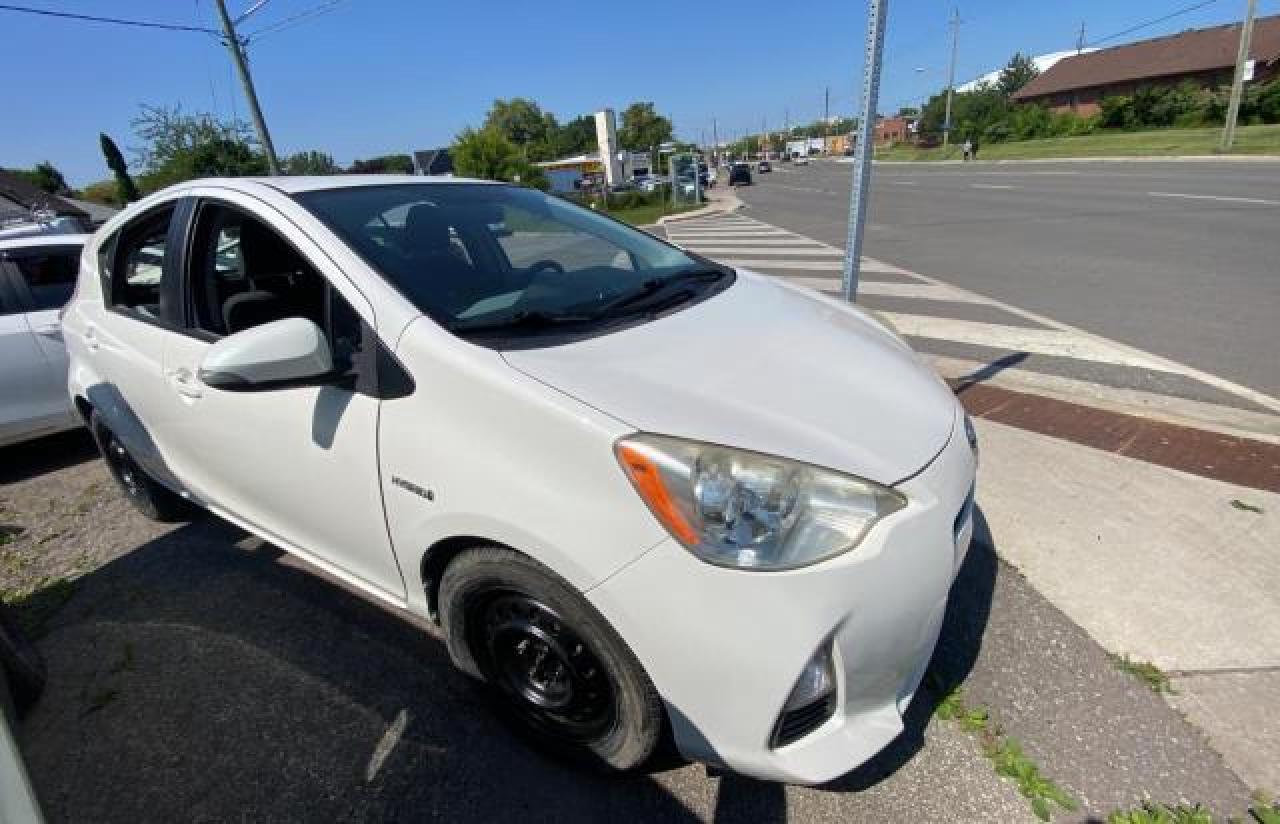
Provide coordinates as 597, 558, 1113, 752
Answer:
103, 433, 143, 501
475, 592, 616, 742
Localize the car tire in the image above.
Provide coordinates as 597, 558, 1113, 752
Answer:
89, 411, 194, 522
0, 601, 45, 717
439, 547, 663, 772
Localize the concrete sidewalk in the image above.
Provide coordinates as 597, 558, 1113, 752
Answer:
973, 416, 1280, 793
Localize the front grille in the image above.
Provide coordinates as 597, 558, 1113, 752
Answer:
771, 692, 837, 748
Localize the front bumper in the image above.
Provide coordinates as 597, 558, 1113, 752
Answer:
587, 403, 976, 784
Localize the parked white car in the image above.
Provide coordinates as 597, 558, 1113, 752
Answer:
1, 233, 86, 447
62, 176, 976, 784
792, 154, 810, 166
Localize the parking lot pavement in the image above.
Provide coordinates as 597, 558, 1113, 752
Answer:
2, 428, 1258, 821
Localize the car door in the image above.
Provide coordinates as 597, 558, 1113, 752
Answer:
157, 191, 406, 602
0, 265, 59, 445
4, 242, 82, 431
85, 200, 192, 491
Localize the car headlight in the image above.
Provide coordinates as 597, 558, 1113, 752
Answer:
615, 434, 905, 571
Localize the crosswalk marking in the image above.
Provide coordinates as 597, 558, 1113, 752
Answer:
661, 212, 1280, 424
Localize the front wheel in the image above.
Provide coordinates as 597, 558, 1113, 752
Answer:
439, 548, 663, 771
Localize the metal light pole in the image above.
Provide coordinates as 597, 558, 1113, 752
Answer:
1221, 0, 1258, 152
842, 0, 889, 302
213, 0, 281, 174
943, 7, 960, 148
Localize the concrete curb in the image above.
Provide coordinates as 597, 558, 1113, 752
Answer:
654, 189, 743, 225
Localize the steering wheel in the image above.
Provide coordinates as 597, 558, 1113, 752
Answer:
526, 259, 566, 277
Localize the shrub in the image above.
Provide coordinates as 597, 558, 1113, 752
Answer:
1099, 96, 1135, 129
78, 180, 120, 205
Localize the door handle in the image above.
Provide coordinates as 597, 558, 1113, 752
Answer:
83, 324, 100, 351
166, 368, 203, 399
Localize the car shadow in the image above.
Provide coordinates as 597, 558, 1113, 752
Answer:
0, 429, 96, 485
14, 504, 997, 822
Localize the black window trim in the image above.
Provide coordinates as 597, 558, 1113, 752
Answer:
176, 194, 413, 400
104, 197, 192, 333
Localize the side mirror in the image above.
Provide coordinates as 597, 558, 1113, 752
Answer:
199, 317, 335, 391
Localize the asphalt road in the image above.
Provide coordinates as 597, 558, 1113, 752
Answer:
737, 159, 1280, 398
4, 432, 1251, 822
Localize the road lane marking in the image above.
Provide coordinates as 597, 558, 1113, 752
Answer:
719, 258, 846, 270
671, 237, 834, 246
773, 277, 985, 302
678, 246, 843, 256
891, 181, 918, 185
1148, 191, 1280, 206
882, 315, 1183, 372
970, 183, 1017, 190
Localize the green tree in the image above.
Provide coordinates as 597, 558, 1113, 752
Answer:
346, 154, 414, 174
12, 162, 70, 195
79, 180, 120, 206
555, 114, 598, 156
130, 104, 266, 191
451, 127, 548, 189
483, 98, 560, 160
996, 53, 1040, 97
618, 102, 673, 150
99, 133, 140, 203
284, 150, 340, 175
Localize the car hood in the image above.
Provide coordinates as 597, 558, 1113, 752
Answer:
502, 271, 958, 485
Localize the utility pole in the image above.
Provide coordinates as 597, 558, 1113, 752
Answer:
843, 0, 889, 302
713, 117, 719, 164
1076, 21, 1086, 53
213, 0, 281, 174
943, 7, 960, 147
1220, 0, 1258, 152
824, 86, 830, 152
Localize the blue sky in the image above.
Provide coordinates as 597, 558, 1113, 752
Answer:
5, 0, 1277, 185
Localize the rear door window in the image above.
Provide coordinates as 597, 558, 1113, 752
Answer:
5, 246, 81, 310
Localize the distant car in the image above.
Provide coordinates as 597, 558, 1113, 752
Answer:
638, 176, 667, 193
757, 160, 772, 173
792, 154, 810, 166
1, 233, 87, 447
729, 163, 752, 186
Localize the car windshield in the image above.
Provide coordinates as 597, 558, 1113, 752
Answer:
295, 183, 729, 344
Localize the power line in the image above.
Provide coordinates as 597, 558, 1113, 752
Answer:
0, 2, 216, 34
1086, 0, 1219, 47
246, 0, 345, 42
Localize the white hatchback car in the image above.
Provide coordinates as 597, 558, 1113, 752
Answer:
1, 233, 86, 447
62, 176, 976, 784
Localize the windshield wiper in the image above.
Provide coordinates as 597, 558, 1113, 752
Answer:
447, 309, 596, 335
591, 268, 727, 319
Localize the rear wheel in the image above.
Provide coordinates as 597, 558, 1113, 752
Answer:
439, 548, 662, 771
90, 411, 194, 522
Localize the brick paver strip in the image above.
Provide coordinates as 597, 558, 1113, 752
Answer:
953, 382, 1280, 493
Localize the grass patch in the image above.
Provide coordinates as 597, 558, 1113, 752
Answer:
601, 199, 702, 227
1110, 653, 1175, 694
1254, 804, 1280, 824
932, 681, 1078, 821
874, 124, 1280, 162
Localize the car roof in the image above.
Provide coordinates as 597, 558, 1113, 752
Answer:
0, 233, 89, 251
240, 174, 499, 195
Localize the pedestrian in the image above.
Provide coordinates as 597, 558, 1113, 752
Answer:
962, 138, 973, 162
971, 139, 980, 161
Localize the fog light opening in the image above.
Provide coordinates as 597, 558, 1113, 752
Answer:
772, 645, 838, 748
